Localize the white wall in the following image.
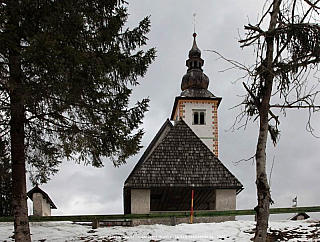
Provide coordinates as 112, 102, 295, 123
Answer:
33, 193, 43, 216
131, 189, 150, 214
174, 99, 219, 156
32, 193, 51, 216
42, 198, 51, 216
215, 189, 236, 211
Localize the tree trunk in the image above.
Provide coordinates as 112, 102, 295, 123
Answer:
10, 90, 31, 241
254, 107, 271, 242
254, 1, 281, 241
9, 43, 31, 242
7, 2, 31, 240
0, 188, 3, 216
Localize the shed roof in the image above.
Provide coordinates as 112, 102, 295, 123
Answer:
290, 212, 310, 220
27, 186, 57, 209
125, 119, 243, 192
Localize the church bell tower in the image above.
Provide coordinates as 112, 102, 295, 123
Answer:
170, 33, 222, 156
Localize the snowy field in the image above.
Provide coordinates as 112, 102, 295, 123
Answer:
0, 220, 319, 241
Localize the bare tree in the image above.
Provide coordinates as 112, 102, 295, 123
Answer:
214, 0, 320, 241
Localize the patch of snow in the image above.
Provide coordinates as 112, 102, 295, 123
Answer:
0, 220, 319, 241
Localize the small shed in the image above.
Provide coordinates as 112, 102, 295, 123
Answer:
27, 186, 57, 216
290, 212, 310, 220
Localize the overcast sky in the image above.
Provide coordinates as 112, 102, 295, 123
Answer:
28, 0, 320, 220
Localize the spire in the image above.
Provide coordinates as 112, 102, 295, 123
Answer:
189, 33, 201, 58
181, 33, 209, 91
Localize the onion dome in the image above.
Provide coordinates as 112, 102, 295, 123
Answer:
181, 33, 209, 91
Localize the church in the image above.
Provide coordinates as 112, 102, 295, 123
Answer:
123, 33, 243, 223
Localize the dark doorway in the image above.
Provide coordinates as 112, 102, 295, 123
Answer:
150, 188, 215, 211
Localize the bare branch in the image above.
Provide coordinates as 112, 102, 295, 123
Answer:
292, 0, 297, 24
239, 34, 264, 48
270, 104, 320, 108
244, 24, 265, 33
233, 154, 255, 166
301, 0, 320, 22
306, 106, 320, 137
205, 50, 253, 74
243, 82, 261, 110
304, 0, 320, 9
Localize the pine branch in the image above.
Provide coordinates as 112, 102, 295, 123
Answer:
242, 82, 280, 125
243, 82, 261, 110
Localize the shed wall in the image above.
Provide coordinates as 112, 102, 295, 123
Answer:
33, 193, 51, 216
42, 198, 51, 216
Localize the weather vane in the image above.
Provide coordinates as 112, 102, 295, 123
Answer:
192, 13, 197, 33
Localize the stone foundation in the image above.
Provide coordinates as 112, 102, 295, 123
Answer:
131, 216, 235, 226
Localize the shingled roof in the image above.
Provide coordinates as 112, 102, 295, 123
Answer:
27, 186, 57, 209
125, 119, 243, 192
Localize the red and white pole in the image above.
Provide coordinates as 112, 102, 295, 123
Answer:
190, 189, 194, 223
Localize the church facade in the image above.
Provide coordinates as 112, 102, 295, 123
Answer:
123, 33, 243, 223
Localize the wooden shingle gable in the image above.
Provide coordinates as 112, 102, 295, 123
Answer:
124, 119, 173, 185
125, 119, 243, 192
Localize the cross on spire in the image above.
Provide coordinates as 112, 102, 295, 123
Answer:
192, 13, 197, 33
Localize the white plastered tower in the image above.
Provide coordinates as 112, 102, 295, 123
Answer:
170, 33, 221, 157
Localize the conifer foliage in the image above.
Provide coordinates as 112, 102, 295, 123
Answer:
0, 0, 156, 240
0, 139, 12, 217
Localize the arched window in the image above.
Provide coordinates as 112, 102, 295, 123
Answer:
200, 112, 205, 124
193, 110, 206, 125
193, 112, 199, 124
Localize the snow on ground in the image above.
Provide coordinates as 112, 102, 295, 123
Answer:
0, 220, 319, 242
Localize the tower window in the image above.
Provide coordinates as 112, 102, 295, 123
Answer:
193, 109, 206, 125
200, 112, 205, 124
194, 112, 199, 124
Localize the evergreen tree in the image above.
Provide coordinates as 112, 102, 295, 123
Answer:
0, 139, 12, 217
0, 0, 156, 241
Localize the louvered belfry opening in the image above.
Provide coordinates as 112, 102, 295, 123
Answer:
150, 188, 215, 211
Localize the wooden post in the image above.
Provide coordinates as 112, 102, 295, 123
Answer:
92, 218, 100, 229
190, 190, 194, 223
171, 216, 177, 226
